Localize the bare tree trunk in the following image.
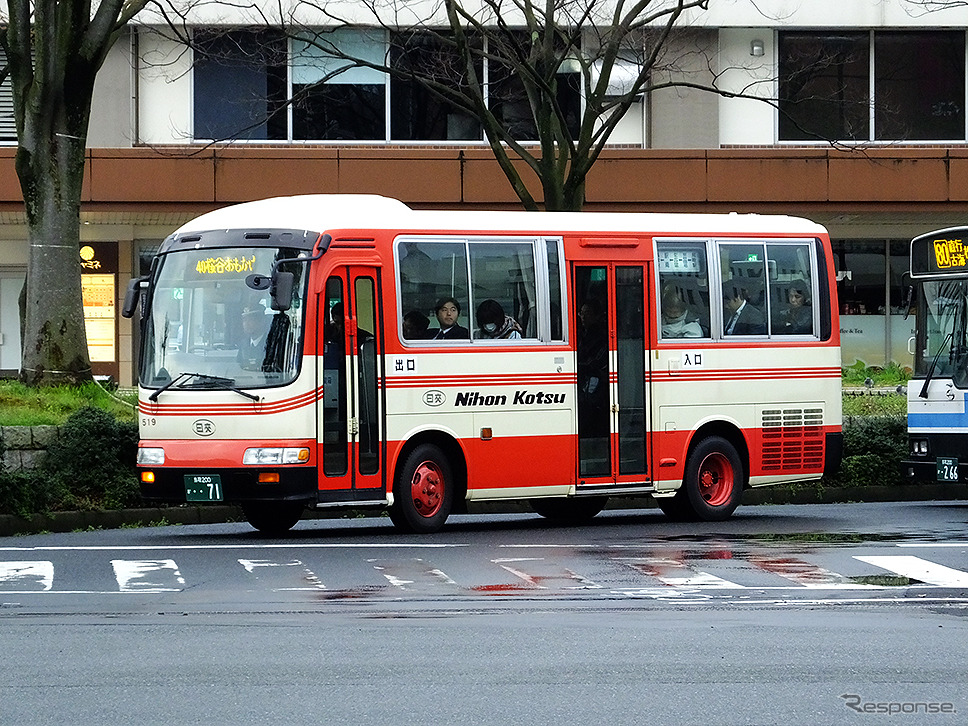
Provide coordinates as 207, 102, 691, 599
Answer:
2, 0, 146, 386
17, 132, 91, 386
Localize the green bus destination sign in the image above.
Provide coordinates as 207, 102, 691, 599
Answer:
911, 227, 968, 278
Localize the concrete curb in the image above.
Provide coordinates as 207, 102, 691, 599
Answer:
1, 484, 965, 536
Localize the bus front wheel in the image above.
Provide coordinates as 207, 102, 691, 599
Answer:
242, 501, 304, 535
659, 436, 744, 522
389, 443, 454, 534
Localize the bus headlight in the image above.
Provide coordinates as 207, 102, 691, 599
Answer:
137, 448, 166, 465
911, 439, 929, 456
243, 447, 311, 465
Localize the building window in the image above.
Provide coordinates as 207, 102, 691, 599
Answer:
292, 29, 387, 141
778, 31, 966, 142
834, 240, 885, 315
778, 32, 870, 142
874, 31, 965, 141
389, 32, 482, 141
192, 27, 582, 144
193, 29, 288, 141
0, 48, 16, 141
487, 35, 581, 141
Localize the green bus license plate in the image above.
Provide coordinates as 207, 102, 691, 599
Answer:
184, 474, 223, 502
937, 458, 960, 482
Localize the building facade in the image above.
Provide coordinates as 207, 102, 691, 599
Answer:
1, 0, 966, 384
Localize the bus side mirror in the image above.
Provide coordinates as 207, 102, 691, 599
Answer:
270, 271, 294, 312
121, 276, 149, 319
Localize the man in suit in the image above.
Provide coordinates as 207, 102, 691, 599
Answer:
724, 288, 766, 336
431, 297, 470, 340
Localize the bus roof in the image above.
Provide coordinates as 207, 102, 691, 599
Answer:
172, 194, 829, 239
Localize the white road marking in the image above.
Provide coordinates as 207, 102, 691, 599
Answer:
748, 556, 870, 589
111, 559, 185, 593
0, 561, 53, 591
854, 555, 968, 587
0, 544, 468, 552
238, 558, 325, 590
493, 558, 603, 590
370, 558, 459, 590
4, 546, 968, 597
619, 557, 744, 588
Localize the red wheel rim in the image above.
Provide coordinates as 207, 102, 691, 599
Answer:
697, 452, 733, 507
410, 461, 444, 518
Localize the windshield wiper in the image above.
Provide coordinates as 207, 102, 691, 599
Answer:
919, 332, 952, 399
149, 372, 260, 402
181, 373, 261, 402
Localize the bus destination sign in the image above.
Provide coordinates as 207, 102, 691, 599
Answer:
911, 227, 968, 278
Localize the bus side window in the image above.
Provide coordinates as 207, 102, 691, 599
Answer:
656, 241, 711, 340
397, 241, 470, 342
721, 243, 768, 337
546, 240, 564, 341
768, 243, 815, 337
468, 241, 538, 341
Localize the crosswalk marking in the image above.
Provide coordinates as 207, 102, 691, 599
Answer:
747, 556, 865, 589
238, 559, 325, 591
619, 557, 743, 588
853, 555, 968, 587
494, 557, 603, 590
0, 561, 53, 591
3, 550, 968, 596
111, 559, 185, 593
370, 558, 459, 591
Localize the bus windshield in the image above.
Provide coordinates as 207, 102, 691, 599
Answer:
916, 279, 968, 387
140, 246, 308, 391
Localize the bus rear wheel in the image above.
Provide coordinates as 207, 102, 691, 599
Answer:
530, 496, 608, 525
389, 443, 454, 534
658, 436, 744, 522
242, 501, 304, 535
680, 436, 744, 521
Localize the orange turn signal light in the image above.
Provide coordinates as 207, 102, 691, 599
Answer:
141, 471, 155, 483
258, 472, 280, 483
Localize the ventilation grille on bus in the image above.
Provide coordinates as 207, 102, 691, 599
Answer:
761, 408, 825, 472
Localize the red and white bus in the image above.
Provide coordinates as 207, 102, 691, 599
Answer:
125, 195, 843, 534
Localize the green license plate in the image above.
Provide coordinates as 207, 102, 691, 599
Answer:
184, 474, 223, 502
937, 457, 960, 482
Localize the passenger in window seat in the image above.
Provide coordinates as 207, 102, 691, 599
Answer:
475, 299, 522, 340
724, 287, 767, 336
429, 298, 470, 340
660, 289, 703, 338
776, 285, 812, 335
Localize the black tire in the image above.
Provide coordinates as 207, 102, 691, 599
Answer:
241, 501, 304, 535
530, 496, 608, 525
655, 492, 696, 522
680, 435, 744, 521
389, 443, 454, 534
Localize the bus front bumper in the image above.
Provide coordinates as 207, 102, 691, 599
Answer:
901, 458, 964, 484
139, 467, 319, 505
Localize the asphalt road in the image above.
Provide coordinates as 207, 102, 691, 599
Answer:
1, 501, 967, 725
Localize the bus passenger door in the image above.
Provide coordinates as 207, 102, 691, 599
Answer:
574, 264, 649, 486
319, 266, 385, 496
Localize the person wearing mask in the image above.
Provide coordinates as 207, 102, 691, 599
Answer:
660, 288, 703, 338
475, 299, 522, 339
